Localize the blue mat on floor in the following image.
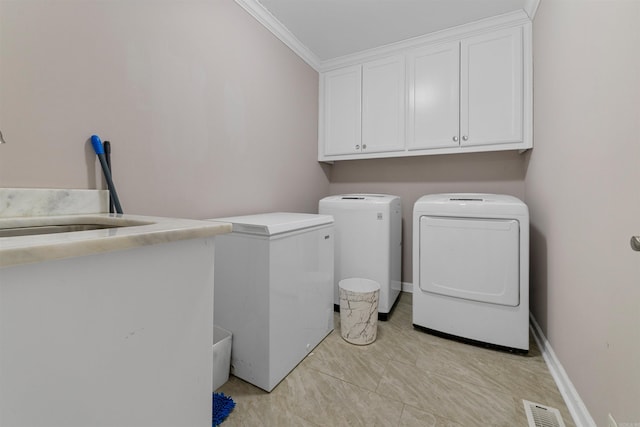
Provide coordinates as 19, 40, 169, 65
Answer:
213, 392, 235, 426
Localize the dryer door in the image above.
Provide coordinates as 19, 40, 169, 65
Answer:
419, 216, 520, 306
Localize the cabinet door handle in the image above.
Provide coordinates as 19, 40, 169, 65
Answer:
362, 144, 367, 150
462, 135, 468, 141
453, 136, 458, 142
632, 236, 640, 252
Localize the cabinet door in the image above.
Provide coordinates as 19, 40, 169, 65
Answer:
407, 41, 460, 150
321, 65, 362, 156
461, 26, 523, 146
362, 55, 405, 153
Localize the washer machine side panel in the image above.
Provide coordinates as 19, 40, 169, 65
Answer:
320, 206, 392, 310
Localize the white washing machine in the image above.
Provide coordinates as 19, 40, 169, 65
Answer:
319, 194, 402, 319
413, 194, 529, 351
210, 212, 334, 392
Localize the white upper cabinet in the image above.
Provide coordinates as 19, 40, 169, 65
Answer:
361, 55, 406, 154
461, 26, 523, 147
320, 56, 405, 157
407, 41, 460, 150
320, 65, 362, 156
318, 14, 532, 161
408, 26, 523, 151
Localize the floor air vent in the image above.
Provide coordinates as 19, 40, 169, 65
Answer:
523, 400, 567, 427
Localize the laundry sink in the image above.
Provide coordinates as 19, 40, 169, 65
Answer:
0, 216, 152, 238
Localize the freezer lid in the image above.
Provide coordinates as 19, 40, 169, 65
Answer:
210, 212, 333, 236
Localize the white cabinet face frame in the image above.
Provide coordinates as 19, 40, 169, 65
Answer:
362, 55, 406, 154
461, 26, 524, 147
320, 65, 362, 156
407, 41, 460, 150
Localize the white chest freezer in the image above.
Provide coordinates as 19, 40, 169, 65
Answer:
319, 194, 402, 319
210, 212, 334, 392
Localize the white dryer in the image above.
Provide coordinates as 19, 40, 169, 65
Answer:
413, 194, 529, 351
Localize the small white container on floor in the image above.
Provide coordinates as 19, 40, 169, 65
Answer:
339, 278, 380, 345
212, 325, 232, 391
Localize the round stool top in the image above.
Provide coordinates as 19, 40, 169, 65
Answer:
339, 277, 380, 293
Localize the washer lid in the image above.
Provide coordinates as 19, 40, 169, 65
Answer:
320, 194, 399, 204
211, 212, 333, 236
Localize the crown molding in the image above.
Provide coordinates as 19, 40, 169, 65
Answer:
234, 1, 535, 73
320, 10, 531, 72
523, 0, 541, 20
233, 0, 322, 71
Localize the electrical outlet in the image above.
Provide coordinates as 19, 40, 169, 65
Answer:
609, 414, 619, 427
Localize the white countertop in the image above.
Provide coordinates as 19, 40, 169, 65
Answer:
0, 213, 232, 268
0, 188, 232, 268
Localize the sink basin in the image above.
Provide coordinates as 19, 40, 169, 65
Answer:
0, 224, 121, 237
0, 216, 153, 238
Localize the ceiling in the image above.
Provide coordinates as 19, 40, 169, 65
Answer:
250, 0, 536, 65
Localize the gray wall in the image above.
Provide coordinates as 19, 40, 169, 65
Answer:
527, 0, 640, 425
0, 0, 329, 219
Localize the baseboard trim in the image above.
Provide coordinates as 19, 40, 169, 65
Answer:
529, 314, 596, 427
402, 281, 414, 293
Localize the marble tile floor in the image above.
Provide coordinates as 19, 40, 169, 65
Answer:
217, 292, 575, 427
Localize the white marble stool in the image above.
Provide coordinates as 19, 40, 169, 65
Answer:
339, 278, 380, 345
